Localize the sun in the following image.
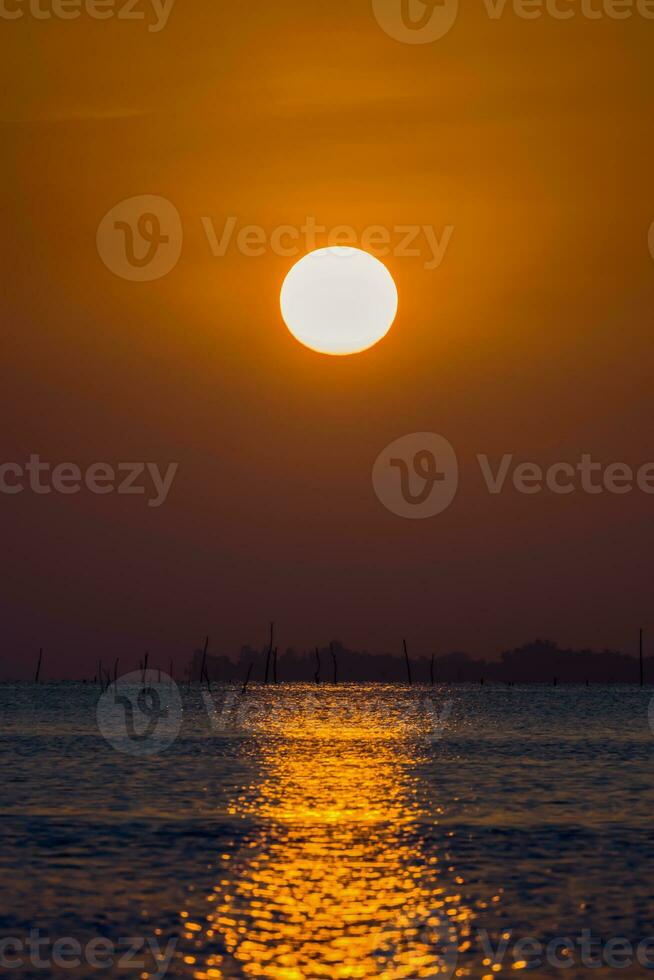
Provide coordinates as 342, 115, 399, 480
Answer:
280, 247, 398, 356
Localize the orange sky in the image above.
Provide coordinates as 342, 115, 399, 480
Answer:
2, 1, 654, 675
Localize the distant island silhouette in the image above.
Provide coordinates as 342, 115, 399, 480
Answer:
189, 638, 650, 686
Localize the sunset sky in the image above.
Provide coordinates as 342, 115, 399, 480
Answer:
3, 1, 654, 677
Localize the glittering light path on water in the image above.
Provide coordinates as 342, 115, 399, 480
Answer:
175, 687, 480, 980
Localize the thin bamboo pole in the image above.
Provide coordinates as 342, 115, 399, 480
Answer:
403, 639, 412, 686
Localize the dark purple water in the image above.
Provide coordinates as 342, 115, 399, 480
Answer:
1, 682, 653, 978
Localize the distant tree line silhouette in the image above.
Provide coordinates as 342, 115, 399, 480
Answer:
188, 638, 650, 685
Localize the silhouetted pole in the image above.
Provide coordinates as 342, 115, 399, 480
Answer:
330, 643, 338, 684
273, 646, 278, 684
264, 622, 274, 685
314, 648, 321, 685
640, 628, 644, 687
403, 639, 413, 686
200, 636, 209, 687
34, 649, 43, 683
241, 662, 253, 695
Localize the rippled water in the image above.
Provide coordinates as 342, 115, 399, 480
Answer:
1, 683, 653, 978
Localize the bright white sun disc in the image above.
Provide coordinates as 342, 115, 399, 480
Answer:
280, 247, 398, 356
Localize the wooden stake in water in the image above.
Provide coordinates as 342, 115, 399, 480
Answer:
330, 643, 338, 685
273, 646, 278, 685
200, 636, 209, 687
241, 662, 253, 696
403, 639, 413, 686
34, 649, 43, 683
314, 648, 321, 685
264, 622, 274, 685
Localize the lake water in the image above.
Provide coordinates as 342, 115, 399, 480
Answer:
1, 682, 653, 979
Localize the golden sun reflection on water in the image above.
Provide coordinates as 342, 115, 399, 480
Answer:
179, 689, 476, 980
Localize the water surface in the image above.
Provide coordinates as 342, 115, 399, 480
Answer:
1, 683, 653, 978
